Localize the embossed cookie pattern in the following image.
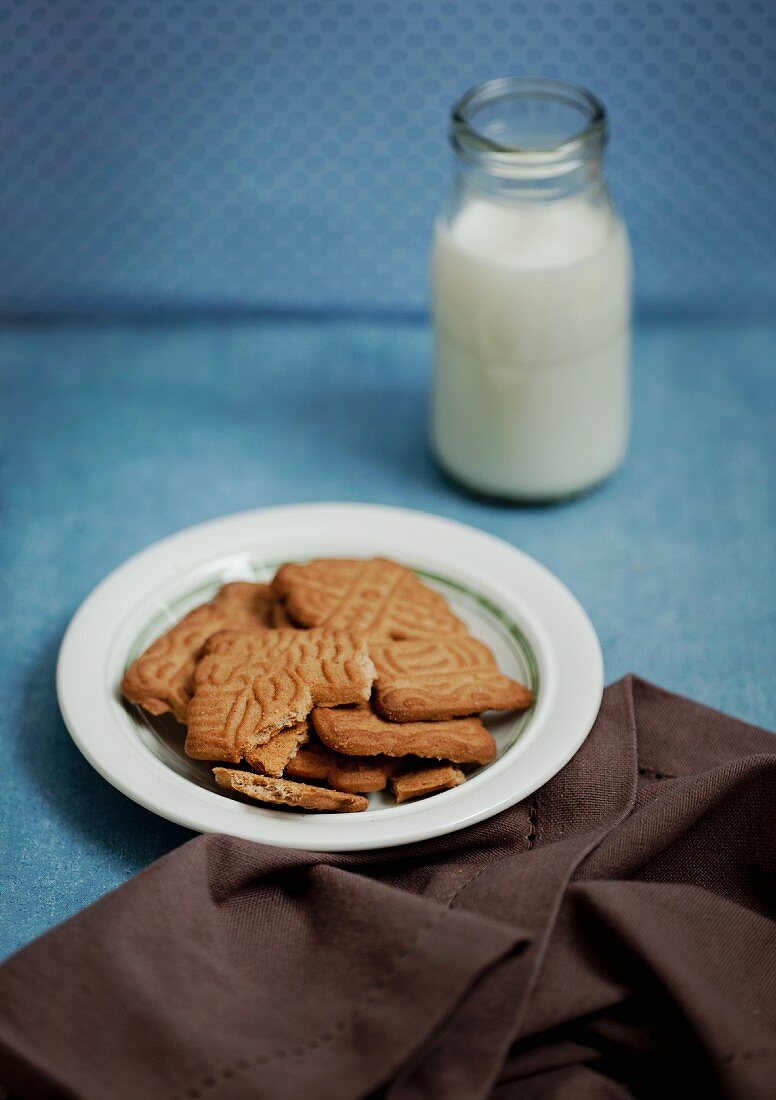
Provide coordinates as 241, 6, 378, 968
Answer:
185, 629, 375, 762
371, 636, 533, 721
123, 557, 535, 811
121, 582, 282, 723
273, 557, 468, 639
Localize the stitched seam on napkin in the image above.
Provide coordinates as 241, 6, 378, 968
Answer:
527, 795, 539, 849
174, 905, 458, 1099
717, 1051, 776, 1063
178, 793, 542, 1095
447, 793, 540, 911
177, 845, 531, 1099
638, 766, 678, 780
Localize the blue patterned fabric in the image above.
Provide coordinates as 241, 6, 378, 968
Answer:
1, 317, 774, 958
2, 0, 775, 317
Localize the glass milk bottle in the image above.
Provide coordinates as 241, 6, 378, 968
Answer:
431, 78, 632, 500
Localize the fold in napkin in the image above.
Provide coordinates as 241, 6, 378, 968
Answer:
1, 677, 774, 1100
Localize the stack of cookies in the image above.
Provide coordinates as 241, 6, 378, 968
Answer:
121, 558, 533, 813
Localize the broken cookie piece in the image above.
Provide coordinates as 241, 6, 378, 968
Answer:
185, 629, 375, 763
311, 705, 497, 765
213, 768, 368, 813
391, 763, 466, 803
285, 741, 400, 793
243, 721, 310, 778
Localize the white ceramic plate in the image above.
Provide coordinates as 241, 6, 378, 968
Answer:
56, 504, 603, 851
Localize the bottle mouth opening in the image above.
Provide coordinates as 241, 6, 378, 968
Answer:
451, 77, 608, 168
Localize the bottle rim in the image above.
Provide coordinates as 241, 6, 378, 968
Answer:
451, 77, 608, 169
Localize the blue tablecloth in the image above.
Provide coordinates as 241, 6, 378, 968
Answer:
1, 318, 774, 960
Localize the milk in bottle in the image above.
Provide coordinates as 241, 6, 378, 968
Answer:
431, 78, 632, 500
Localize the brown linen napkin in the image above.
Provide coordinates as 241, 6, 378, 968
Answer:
0, 676, 774, 1100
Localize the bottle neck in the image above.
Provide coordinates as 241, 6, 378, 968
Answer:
453, 150, 608, 204
449, 77, 610, 205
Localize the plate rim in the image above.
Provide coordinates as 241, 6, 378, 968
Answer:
56, 503, 604, 851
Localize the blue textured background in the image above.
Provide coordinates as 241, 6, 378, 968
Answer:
1, 317, 775, 959
2, 0, 775, 318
